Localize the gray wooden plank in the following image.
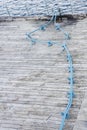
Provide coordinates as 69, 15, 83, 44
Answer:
0, 17, 87, 130
0, 0, 87, 17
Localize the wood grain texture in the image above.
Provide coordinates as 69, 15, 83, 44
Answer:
0, 0, 87, 17
0, 18, 87, 130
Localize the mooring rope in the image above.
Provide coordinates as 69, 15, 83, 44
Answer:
26, 15, 75, 130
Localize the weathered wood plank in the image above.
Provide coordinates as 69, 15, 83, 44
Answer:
0, 0, 87, 17
0, 18, 87, 130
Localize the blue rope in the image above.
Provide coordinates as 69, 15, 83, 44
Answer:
26, 15, 71, 47
59, 43, 75, 130
26, 15, 75, 130
54, 14, 71, 40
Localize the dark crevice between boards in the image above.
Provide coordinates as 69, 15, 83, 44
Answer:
0, 13, 87, 23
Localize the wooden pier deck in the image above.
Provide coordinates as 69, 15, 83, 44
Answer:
0, 0, 87, 17
0, 17, 87, 130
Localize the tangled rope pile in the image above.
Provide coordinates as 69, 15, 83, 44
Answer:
26, 14, 75, 130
